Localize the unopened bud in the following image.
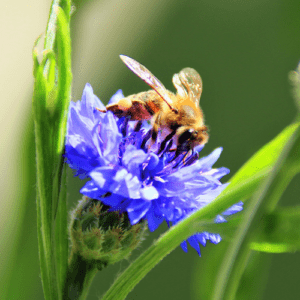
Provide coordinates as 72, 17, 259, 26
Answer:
70, 196, 147, 269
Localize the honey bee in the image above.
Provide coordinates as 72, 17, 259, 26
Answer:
99, 55, 208, 154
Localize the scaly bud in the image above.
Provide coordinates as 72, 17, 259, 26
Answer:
70, 196, 147, 269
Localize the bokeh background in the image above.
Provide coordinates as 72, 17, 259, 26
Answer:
1, 0, 300, 299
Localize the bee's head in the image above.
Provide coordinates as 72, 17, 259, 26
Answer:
177, 126, 208, 150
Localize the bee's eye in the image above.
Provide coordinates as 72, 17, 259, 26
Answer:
178, 129, 194, 144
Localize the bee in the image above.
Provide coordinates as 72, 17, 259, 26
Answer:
99, 55, 208, 154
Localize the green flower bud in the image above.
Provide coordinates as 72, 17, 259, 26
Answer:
70, 196, 147, 269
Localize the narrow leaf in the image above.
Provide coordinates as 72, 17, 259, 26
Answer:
212, 122, 300, 300
55, 164, 69, 294
250, 206, 300, 253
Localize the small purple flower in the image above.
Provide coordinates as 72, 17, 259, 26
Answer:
65, 83, 243, 256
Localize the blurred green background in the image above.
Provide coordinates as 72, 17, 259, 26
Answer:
2, 0, 300, 299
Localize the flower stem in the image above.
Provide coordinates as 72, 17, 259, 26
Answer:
63, 251, 98, 300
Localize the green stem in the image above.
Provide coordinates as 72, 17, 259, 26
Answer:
63, 251, 98, 300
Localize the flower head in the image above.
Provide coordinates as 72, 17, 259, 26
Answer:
65, 83, 243, 256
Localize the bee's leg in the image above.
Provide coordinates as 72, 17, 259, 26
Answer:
172, 150, 190, 168
147, 128, 158, 150
164, 139, 174, 154
151, 126, 158, 142
120, 117, 129, 136
97, 104, 123, 116
170, 147, 182, 163
158, 130, 176, 155
182, 150, 191, 164
170, 139, 190, 163
96, 108, 107, 113
147, 114, 161, 150
134, 121, 143, 132
97, 98, 133, 117
141, 130, 152, 149
184, 150, 199, 166
169, 128, 195, 162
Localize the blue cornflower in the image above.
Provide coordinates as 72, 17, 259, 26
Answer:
65, 83, 243, 256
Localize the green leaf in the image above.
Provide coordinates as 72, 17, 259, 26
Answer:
55, 164, 68, 293
50, 10, 72, 296
199, 205, 300, 254
59, 0, 71, 23
212, 122, 300, 300
250, 206, 300, 253
53, 4, 72, 156
192, 204, 300, 299
101, 122, 300, 300
33, 73, 56, 300
33, 34, 43, 77
44, 0, 66, 51
224, 122, 300, 200
235, 251, 272, 299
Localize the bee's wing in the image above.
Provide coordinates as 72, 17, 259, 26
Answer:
172, 68, 203, 107
120, 55, 175, 111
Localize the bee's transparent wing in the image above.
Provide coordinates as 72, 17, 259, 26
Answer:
172, 68, 203, 107
120, 55, 175, 111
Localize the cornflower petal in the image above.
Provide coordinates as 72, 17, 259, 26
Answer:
108, 89, 125, 104
127, 200, 152, 224
145, 203, 165, 232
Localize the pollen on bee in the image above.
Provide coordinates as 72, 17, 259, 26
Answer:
118, 98, 132, 110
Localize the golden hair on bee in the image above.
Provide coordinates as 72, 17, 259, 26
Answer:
98, 55, 208, 153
